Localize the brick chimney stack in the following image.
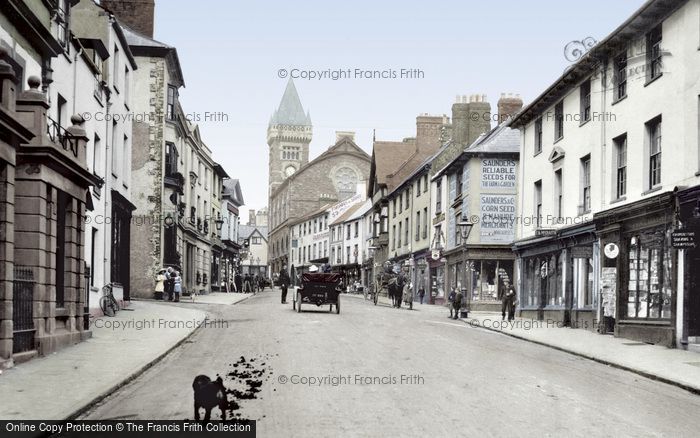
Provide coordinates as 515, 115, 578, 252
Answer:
497, 93, 523, 124
101, 0, 155, 37
452, 94, 491, 146
416, 113, 449, 152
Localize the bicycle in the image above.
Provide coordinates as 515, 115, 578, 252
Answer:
99, 283, 120, 317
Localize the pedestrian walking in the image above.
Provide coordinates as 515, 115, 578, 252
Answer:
453, 289, 463, 320
279, 265, 291, 304
173, 271, 182, 302
502, 280, 516, 321
234, 270, 242, 293
231, 270, 238, 292
418, 287, 425, 305
447, 288, 456, 318
243, 274, 251, 293
155, 269, 166, 300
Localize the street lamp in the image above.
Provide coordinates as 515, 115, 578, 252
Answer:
457, 219, 474, 317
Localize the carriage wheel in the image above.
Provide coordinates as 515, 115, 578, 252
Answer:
296, 293, 302, 313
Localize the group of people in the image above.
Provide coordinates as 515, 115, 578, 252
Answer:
241, 273, 266, 293
446, 280, 516, 321
154, 267, 182, 302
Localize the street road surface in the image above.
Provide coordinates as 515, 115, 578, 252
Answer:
80, 289, 700, 437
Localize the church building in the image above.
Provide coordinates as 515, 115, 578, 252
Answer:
267, 80, 371, 275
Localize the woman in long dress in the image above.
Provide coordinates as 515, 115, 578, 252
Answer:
155, 269, 166, 300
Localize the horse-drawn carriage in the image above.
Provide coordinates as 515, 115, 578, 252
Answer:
293, 272, 342, 314
370, 265, 413, 309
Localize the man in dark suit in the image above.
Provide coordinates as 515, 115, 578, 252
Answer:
279, 265, 291, 304
453, 290, 463, 320
502, 281, 516, 321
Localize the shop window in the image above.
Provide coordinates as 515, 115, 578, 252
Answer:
627, 231, 672, 319
574, 258, 593, 308
546, 254, 563, 306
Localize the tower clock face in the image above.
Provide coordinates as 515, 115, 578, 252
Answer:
285, 166, 296, 177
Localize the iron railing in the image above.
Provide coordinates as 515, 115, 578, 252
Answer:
12, 266, 35, 354
46, 116, 79, 157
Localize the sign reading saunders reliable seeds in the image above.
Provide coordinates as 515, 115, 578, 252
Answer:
481, 159, 517, 189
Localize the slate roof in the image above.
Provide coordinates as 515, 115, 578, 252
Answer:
270, 79, 311, 126
239, 225, 268, 241
120, 24, 184, 87
222, 179, 244, 206
464, 120, 519, 154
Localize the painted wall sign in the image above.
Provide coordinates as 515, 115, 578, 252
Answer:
479, 194, 516, 243
481, 159, 517, 189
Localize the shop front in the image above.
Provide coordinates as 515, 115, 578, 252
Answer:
428, 250, 446, 305
676, 185, 700, 349
462, 247, 515, 312
514, 224, 598, 330
411, 251, 430, 304
595, 192, 676, 347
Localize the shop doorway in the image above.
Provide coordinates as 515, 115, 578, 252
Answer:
687, 244, 700, 337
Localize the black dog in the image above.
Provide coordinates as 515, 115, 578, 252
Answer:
192, 375, 227, 420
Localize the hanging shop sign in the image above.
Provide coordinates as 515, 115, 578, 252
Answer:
604, 242, 619, 259
671, 229, 697, 249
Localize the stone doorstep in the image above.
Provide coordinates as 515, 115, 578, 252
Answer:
0, 357, 15, 370
11, 350, 37, 365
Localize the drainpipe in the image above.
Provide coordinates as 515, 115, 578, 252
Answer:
103, 81, 112, 293
72, 48, 82, 115
598, 58, 609, 325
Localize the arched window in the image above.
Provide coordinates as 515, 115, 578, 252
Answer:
335, 167, 358, 201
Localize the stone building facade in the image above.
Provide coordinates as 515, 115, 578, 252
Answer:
267, 80, 370, 275
122, 22, 186, 297
0, 0, 105, 367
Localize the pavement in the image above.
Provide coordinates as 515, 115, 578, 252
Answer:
80, 288, 700, 437
343, 292, 700, 394
4, 288, 700, 435
177, 291, 254, 305
0, 300, 207, 420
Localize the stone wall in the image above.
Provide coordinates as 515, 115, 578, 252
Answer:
0, 161, 14, 366
14, 167, 88, 357
129, 56, 165, 298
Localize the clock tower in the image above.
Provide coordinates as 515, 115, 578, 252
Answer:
267, 79, 312, 196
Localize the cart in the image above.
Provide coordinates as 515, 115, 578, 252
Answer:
293, 272, 342, 314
